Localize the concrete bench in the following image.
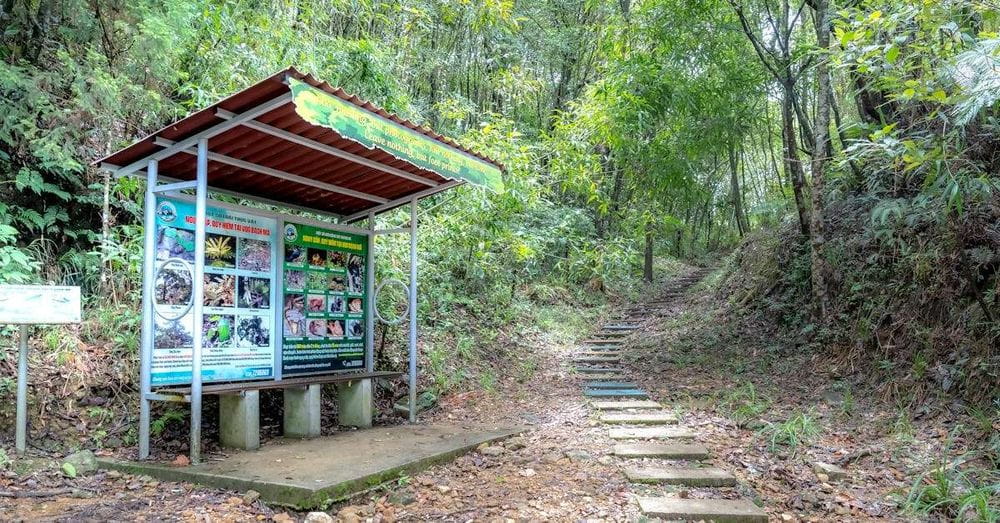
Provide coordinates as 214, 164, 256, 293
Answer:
156, 371, 402, 450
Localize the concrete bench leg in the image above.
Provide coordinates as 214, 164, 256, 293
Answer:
337, 379, 373, 428
284, 384, 321, 438
219, 391, 260, 450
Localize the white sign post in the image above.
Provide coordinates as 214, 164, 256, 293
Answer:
0, 285, 81, 454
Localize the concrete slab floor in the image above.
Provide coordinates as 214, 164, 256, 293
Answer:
97, 423, 522, 509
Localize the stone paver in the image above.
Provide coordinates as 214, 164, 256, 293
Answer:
613, 442, 710, 460
636, 497, 768, 523
583, 388, 648, 399
572, 356, 620, 364
607, 426, 695, 439
573, 366, 622, 374
625, 466, 736, 486
584, 381, 637, 389
591, 400, 661, 410
599, 412, 677, 424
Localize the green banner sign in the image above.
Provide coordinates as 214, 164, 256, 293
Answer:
289, 78, 503, 193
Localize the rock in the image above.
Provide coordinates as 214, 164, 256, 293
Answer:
479, 446, 505, 456
436, 485, 452, 494
242, 489, 261, 504
564, 449, 592, 462
597, 455, 614, 465
816, 472, 830, 482
63, 450, 98, 476
814, 461, 849, 480
519, 468, 536, 477
304, 512, 335, 523
388, 489, 416, 506
504, 436, 527, 450
336, 506, 362, 523
272, 513, 295, 523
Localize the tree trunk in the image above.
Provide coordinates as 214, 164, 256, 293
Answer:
781, 79, 811, 236
810, 0, 832, 321
728, 141, 748, 237
643, 223, 654, 283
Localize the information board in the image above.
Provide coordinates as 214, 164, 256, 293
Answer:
281, 222, 367, 376
151, 197, 277, 385
0, 285, 81, 324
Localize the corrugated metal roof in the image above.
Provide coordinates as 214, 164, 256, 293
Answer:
96, 67, 502, 218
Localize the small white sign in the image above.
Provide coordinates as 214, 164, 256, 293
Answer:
0, 285, 81, 324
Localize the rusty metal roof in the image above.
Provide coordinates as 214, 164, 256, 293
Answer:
96, 67, 502, 220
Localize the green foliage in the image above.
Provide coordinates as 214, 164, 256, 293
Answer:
904, 463, 1000, 522
716, 382, 772, 427
150, 409, 186, 437
758, 409, 821, 454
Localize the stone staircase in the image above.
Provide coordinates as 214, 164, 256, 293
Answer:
571, 269, 768, 522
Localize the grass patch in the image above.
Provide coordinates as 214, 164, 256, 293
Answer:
758, 409, 821, 453
716, 382, 772, 428
903, 462, 1000, 521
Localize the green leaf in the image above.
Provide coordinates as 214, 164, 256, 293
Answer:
885, 45, 900, 64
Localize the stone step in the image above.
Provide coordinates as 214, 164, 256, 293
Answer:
583, 388, 648, 398
581, 339, 623, 345
637, 497, 767, 523
600, 412, 677, 425
608, 426, 695, 439
574, 366, 622, 374
579, 345, 621, 351
613, 442, 710, 460
602, 324, 639, 330
625, 467, 736, 487
576, 351, 621, 358
583, 373, 625, 381
592, 400, 662, 410
573, 356, 620, 364
585, 381, 637, 389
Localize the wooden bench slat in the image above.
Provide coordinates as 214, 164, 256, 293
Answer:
155, 371, 402, 395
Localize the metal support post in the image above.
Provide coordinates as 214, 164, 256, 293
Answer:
14, 325, 28, 454
365, 212, 375, 373
408, 198, 418, 423
189, 138, 209, 463
138, 159, 159, 459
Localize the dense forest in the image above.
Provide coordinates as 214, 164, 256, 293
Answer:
1, 0, 998, 520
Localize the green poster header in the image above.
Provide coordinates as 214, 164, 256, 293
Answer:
289, 78, 504, 193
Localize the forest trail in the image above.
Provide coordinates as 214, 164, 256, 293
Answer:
571, 268, 767, 522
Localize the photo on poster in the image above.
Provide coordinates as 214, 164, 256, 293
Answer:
284, 270, 306, 290
328, 274, 346, 292
283, 294, 305, 337
307, 319, 327, 339
327, 251, 345, 271
285, 244, 306, 265
307, 248, 326, 268
155, 265, 193, 306
238, 276, 271, 309
307, 294, 326, 313
329, 295, 345, 314
306, 270, 327, 291
205, 233, 237, 268
203, 273, 236, 307
348, 297, 363, 314
236, 316, 271, 348
154, 314, 193, 349
156, 227, 195, 263
203, 314, 235, 348
238, 238, 272, 272
346, 319, 364, 338
327, 319, 345, 337
347, 254, 364, 293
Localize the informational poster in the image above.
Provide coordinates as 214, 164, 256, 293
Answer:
281, 222, 367, 376
151, 197, 277, 385
0, 285, 81, 324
